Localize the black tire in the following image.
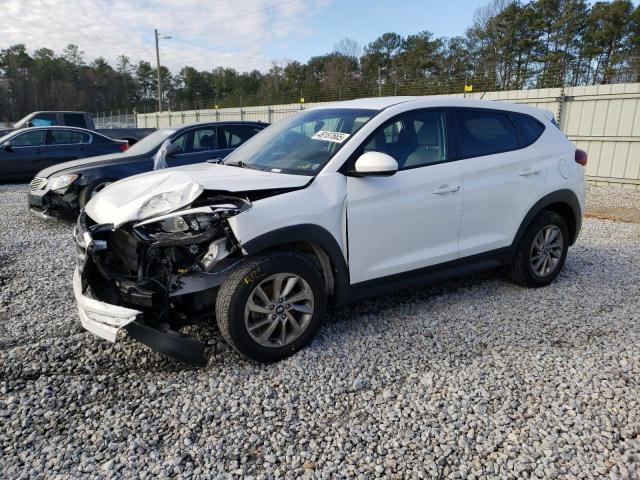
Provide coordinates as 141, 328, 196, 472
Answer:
508, 210, 569, 287
216, 252, 326, 362
78, 181, 113, 208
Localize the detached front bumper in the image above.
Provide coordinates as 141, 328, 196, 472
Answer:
73, 268, 140, 341
73, 268, 207, 365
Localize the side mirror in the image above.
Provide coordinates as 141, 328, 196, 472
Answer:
165, 143, 180, 157
353, 151, 398, 177
3, 141, 13, 151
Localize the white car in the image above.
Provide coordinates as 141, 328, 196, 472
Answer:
73, 97, 586, 364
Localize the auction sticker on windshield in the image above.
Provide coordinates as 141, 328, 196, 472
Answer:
311, 131, 350, 143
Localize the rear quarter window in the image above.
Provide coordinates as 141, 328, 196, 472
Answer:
63, 113, 88, 128
510, 113, 545, 147
452, 109, 520, 158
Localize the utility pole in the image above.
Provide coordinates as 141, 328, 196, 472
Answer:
155, 29, 162, 112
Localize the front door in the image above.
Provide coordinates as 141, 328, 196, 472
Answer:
168, 126, 219, 167
346, 110, 463, 284
217, 124, 265, 160
0, 130, 47, 180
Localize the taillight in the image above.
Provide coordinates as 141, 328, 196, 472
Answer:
575, 149, 587, 166
119, 143, 129, 152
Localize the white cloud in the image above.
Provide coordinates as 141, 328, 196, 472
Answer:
2, 0, 332, 73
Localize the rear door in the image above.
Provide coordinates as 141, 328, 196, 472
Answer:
0, 130, 47, 179
45, 129, 91, 165
451, 108, 547, 257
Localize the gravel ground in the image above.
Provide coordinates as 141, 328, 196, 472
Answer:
586, 185, 640, 223
1, 182, 640, 479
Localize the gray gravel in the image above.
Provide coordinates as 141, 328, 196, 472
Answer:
1, 182, 640, 479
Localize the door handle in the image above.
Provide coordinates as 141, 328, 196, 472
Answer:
432, 184, 460, 194
518, 167, 542, 176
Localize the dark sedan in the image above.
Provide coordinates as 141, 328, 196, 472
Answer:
0, 126, 128, 181
28, 121, 268, 218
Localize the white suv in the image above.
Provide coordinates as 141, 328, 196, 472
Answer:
73, 97, 586, 365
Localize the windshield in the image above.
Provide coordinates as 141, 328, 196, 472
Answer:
223, 108, 377, 175
12, 114, 33, 129
124, 129, 176, 155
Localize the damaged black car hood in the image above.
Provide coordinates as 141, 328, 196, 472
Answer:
85, 163, 313, 227
36, 151, 142, 178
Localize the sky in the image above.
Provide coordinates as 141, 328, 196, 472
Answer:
3, 0, 492, 73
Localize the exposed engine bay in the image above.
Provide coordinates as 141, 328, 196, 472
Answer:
75, 191, 261, 364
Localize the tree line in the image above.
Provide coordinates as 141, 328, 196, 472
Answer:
1, 0, 638, 122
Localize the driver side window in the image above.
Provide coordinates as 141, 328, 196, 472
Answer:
12, 131, 46, 147
31, 114, 57, 127
363, 111, 447, 170
171, 127, 217, 154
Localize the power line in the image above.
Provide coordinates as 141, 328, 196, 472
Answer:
168, 37, 266, 64
163, 0, 299, 35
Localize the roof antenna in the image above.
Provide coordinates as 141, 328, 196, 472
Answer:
480, 91, 487, 100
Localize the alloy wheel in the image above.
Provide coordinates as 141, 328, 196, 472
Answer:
530, 224, 564, 277
244, 273, 315, 348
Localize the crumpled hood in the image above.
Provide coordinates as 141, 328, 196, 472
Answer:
85, 163, 312, 227
37, 151, 134, 178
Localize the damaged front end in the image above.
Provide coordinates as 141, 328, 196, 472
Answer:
29, 176, 81, 219
73, 192, 251, 365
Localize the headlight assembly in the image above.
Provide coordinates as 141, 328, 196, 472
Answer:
137, 182, 204, 220
48, 174, 78, 191
159, 216, 188, 233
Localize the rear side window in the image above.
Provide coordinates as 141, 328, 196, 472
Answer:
510, 113, 545, 147
63, 113, 87, 128
220, 125, 264, 149
453, 110, 519, 158
49, 130, 91, 145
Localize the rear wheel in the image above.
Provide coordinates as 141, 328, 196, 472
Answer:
508, 210, 569, 287
216, 252, 326, 362
79, 181, 113, 208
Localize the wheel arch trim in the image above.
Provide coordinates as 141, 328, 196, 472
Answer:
239, 224, 351, 305
513, 189, 582, 247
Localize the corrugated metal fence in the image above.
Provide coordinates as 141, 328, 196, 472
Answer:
137, 83, 640, 190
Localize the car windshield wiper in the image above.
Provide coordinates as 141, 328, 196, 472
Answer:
224, 160, 249, 168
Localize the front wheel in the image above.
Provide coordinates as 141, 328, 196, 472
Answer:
508, 210, 569, 287
216, 252, 326, 362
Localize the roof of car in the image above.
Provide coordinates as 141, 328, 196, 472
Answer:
28, 125, 94, 131
315, 96, 553, 120
158, 120, 270, 131
10, 125, 98, 134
